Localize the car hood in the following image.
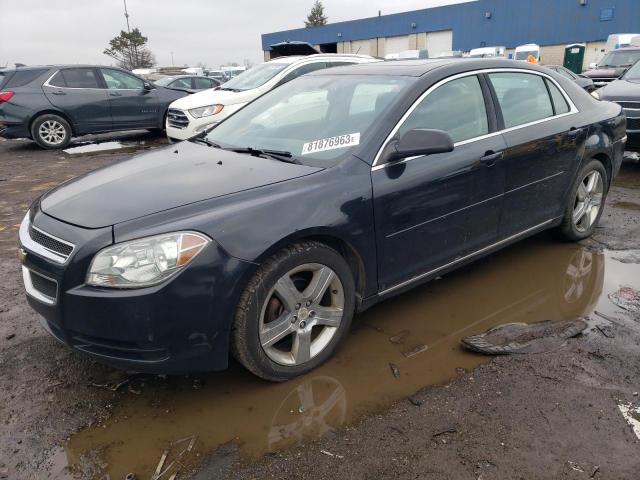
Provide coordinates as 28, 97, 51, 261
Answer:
582, 67, 626, 79
168, 87, 259, 110
40, 142, 322, 229
600, 79, 640, 100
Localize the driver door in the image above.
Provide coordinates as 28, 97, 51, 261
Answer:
371, 74, 507, 292
98, 68, 160, 129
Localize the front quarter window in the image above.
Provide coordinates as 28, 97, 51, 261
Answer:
220, 63, 289, 91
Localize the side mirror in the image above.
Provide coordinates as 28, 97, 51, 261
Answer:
588, 62, 597, 69
143, 82, 155, 91
383, 129, 454, 163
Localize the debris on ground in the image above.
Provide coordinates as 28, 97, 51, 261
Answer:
320, 450, 344, 459
150, 435, 197, 480
5, 333, 15, 340
389, 363, 401, 379
389, 330, 409, 345
608, 286, 640, 313
461, 319, 588, 355
595, 325, 614, 338
401, 343, 428, 358
617, 402, 640, 440
90, 378, 131, 392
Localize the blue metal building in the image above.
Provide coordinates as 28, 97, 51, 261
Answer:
262, 0, 640, 56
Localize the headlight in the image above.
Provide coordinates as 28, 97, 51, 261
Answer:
87, 232, 210, 288
188, 105, 224, 118
590, 90, 601, 100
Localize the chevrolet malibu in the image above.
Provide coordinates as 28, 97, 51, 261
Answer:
19, 59, 626, 381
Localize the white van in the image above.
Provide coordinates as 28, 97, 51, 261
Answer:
606, 33, 640, 51
468, 46, 506, 58
515, 44, 541, 62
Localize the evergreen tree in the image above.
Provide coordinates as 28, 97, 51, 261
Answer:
305, 1, 328, 27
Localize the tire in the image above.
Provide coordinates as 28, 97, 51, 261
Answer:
231, 241, 356, 382
557, 159, 608, 241
31, 114, 72, 149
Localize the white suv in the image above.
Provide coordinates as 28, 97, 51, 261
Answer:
165, 54, 378, 141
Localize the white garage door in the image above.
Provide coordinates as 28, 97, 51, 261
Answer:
351, 39, 371, 55
426, 30, 453, 58
386, 35, 410, 55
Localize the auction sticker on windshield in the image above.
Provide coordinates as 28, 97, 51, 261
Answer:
301, 133, 360, 155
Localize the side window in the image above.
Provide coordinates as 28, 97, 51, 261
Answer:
4, 69, 48, 88
546, 79, 570, 115
488, 73, 554, 128
60, 68, 100, 88
279, 62, 327, 85
194, 77, 214, 89
399, 75, 489, 143
326, 61, 356, 68
47, 71, 67, 88
100, 69, 144, 89
170, 77, 193, 89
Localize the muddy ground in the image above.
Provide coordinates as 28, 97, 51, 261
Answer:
0, 134, 639, 480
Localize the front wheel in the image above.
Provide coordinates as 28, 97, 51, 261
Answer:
557, 159, 608, 241
231, 241, 355, 382
31, 114, 72, 149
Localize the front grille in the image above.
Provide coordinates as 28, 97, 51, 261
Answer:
627, 117, 640, 131
29, 270, 57, 301
167, 109, 189, 129
616, 101, 640, 110
28, 224, 73, 258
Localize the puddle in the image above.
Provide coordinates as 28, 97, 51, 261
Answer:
57, 238, 640, 478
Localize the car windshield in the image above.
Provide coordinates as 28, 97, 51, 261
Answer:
598, 50, 640, 68
623, 61, 640, 80
220, 63, 288, 91
516, 50, 538, 60
206, 74, 412, 164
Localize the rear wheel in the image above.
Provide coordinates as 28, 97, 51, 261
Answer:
557, 159, 607, 241
231, 241, 355, 382
31, 114, 72, 149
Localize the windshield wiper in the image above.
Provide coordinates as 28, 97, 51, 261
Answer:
190, 137, 221, 148
218, 87, 242, 92
231, 147, 301, 164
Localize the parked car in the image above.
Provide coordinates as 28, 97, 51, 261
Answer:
19, 59, 625, 380
515, 43, 541, 63
154, 75, 220, 93
165, 54, 378, 141
206, 70, 227, 83
544, 65, 595, 92
581, 46, 640, 87
592, 60, 640, 151
468, 46, 506, 58
0, 65, 189, 149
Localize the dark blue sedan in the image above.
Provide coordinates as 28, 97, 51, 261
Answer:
18, 59, 626, 380
0, 65, 187, 149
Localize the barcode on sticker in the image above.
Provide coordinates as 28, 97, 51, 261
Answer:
301, 133, 360, 155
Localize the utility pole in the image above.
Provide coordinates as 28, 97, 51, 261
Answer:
123, 0, 136, 68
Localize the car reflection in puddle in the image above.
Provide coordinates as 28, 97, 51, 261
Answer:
61, 237, 640, 479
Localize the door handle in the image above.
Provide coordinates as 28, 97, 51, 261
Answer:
568, 127, 585, 138
479, 151, 504, 167
109, 92, 122, 97
51, 90, 66, 96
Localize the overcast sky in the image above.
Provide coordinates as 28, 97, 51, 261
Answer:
0, 0, 472, 69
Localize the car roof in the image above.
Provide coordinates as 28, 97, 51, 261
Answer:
267, 53, 375, 65
308, 58, 552, 77
610, 46, 640, 52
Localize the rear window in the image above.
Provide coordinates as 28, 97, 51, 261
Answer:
3, 69, 49, 88
60, 68, 100, 89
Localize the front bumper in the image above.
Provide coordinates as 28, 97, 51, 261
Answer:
19, 206, 255, 374
165, 109, 222, 141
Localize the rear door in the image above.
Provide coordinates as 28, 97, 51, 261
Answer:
486, 71, 587, 238
372, 74, 507, 292
42, 68, 112, 134
98, 68, 160, 129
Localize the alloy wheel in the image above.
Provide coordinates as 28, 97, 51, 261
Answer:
572, 171, 603, 233
259, 263, 345, 366
38, 120, 67, 145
